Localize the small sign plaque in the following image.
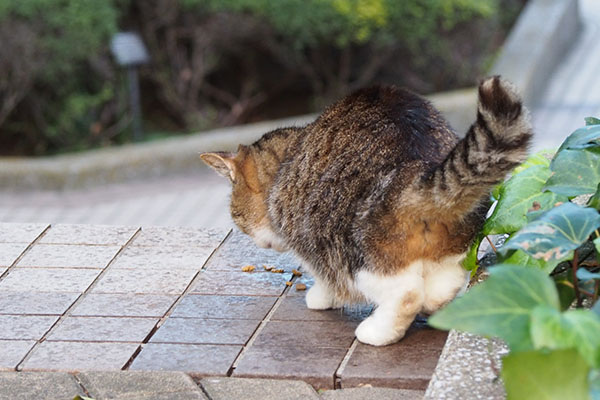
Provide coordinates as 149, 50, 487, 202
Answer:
110, 32, 149, 67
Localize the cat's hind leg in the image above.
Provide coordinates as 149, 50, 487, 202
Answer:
354, 260, 425, 346
422, 253, 468, 314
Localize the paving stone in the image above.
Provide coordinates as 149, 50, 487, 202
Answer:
47, 317, 158, 342
129, 343, 242, 376
22, 341, 140, 371
272, 296, 371, 322
150, 318, 260, 345
320, 387, 425, 400
0, 340, 36, 370
17, 244, 121, 268
233, 345, 347, 390
0, 268, 100, 292
0, 372, 84, 400
39, 224, 138, 245
340, 326, 447, 390
204, 231, 299, 272
0, 315, 58, 340
0, 223, 48, 243
111, 245, 215, 270
191, 270, 292, 296
201, 377, 319, 400
0, 243, 28, 267
0, 292, 79, 315
71, 293, 177, 317
123, 392, 206, 400
92, 268, 197, 294
131, 227, 227, 247
79, 371, 206, 400
171, 295, 277, 319
253, 320, 357, 348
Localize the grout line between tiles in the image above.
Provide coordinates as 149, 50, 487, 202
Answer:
227, 264, 301, 375
334, 338, 359, 389
121, 229, 233, 370
0, 224, 51, 282
15, 227, 142, 371
73, 373, 92, 397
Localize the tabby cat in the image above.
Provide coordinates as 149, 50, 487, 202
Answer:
201, 76, 532, 346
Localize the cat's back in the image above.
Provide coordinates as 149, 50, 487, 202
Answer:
270, 85, 459, 242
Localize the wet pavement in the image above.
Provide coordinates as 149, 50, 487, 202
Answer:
0, 223, 444, 397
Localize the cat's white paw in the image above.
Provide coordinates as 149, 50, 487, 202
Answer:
305, 283, 335, 310
355, 316, 404, 346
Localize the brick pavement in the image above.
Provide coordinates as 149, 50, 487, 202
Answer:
0, 223, 445, 397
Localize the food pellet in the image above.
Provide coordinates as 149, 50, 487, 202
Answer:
271, 268, 284, 273
292, 269, 302, 277
263, 265, 273, 271
295, 283, 307, 291
241, 265, 256, 272
285, 281, 293, 287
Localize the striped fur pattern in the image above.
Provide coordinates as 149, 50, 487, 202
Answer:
201, 76, 532, 345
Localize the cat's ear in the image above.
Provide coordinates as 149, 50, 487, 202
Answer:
200, 152, 238, 182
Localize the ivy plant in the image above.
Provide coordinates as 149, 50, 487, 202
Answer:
430, 118, 600, 400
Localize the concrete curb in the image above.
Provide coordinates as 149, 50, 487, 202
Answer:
0, 372, 425, 400
424, 331, 509, 399
492, 0, 581, 107
0, 115, 314, 191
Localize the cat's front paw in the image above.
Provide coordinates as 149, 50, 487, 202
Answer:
305, 283, 335, 310
355, 316, 404, 346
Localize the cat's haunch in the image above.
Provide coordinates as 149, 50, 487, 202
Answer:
201, 76, 532, 346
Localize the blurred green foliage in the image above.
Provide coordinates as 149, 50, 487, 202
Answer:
188, 0, 496, 48
0, 0, 123, 154
0, 0, 522, 155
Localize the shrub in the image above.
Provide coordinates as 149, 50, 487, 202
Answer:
430, 118, 600, 400
0, 0, 123, 155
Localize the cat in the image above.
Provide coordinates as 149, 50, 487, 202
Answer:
201, 76, 532, 346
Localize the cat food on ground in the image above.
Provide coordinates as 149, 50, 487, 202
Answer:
295, 283, 307, 291
271, 268, 284, 273
292, 269, 302, 277
262, 265, 273, 271
241, 265, 255, 272
285, 281, 293, 287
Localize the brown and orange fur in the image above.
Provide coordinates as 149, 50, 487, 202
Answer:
201, 76, 532, 346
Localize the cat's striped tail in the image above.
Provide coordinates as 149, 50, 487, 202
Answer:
419, 76, 532, 215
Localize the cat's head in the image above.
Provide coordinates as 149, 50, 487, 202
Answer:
200, 136, 290, 252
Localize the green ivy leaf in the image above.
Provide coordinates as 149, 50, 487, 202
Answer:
499, 248, 547, 269
502, 348, 590, 400
554, 271, 576, 311
558, 124, 600, 151
501, 202, 600, 264
530, 305, 600, 368
512, 150, 552, 175
589, 184, 600, 210
462, 232, 483, 273
428, 265, 559, 351
484, 165, 567, 235
586, 117, 600, 126
590, 369, 600, 400
544, 148, 600, 196
595, 237, 600, 254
